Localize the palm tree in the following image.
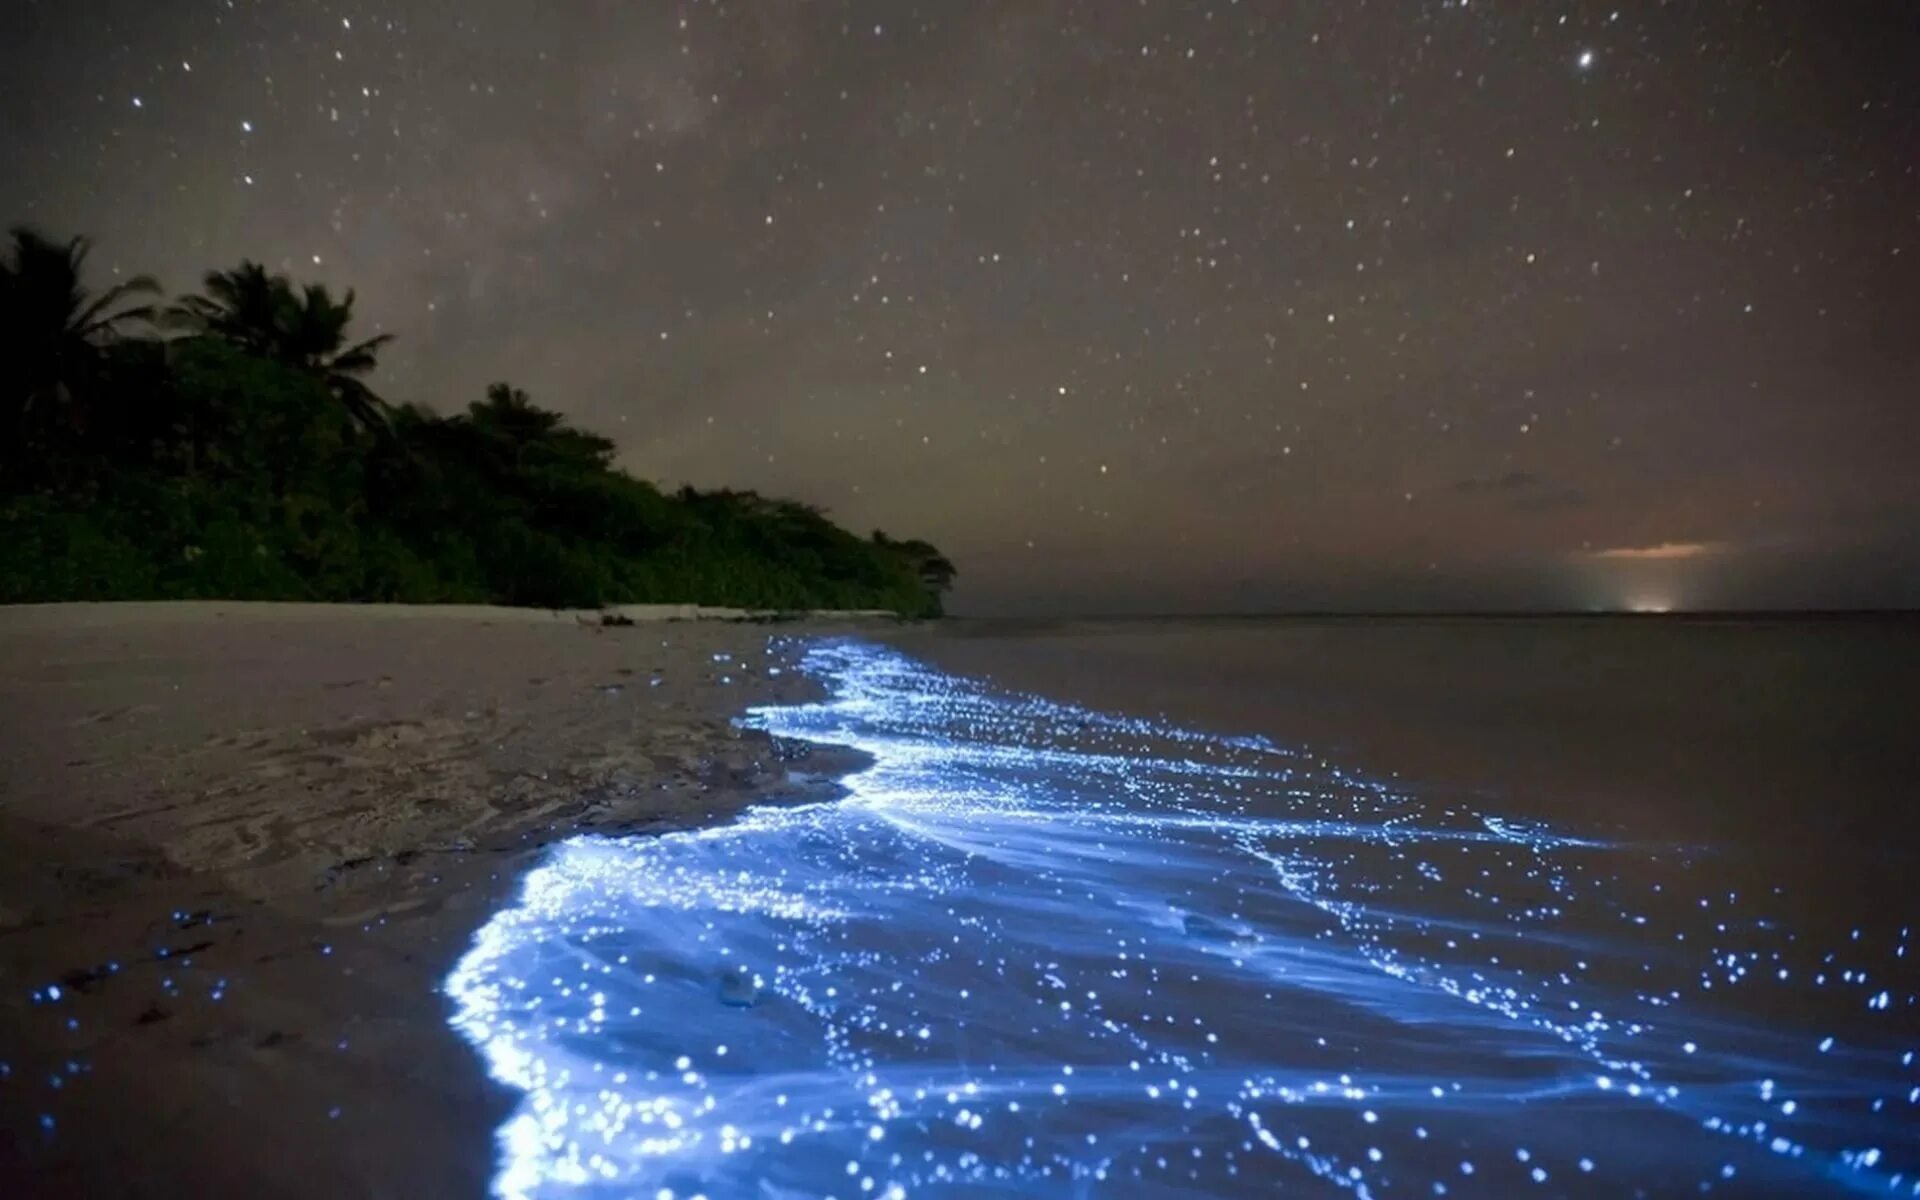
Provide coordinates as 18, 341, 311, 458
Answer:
164, 260, 281, 355
465, 382, 615, 472
1, 227, 160, 426
168, 264, 395, 431
277, 283, 395, 431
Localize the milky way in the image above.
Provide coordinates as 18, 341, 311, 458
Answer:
445, 640, 1917, 1197
3, 2, 1916, 611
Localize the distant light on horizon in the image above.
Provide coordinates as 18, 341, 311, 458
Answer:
1590, 542, 1716, 562
9, 2, 1914, 613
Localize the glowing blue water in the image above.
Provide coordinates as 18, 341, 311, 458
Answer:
447, 640, 1917, 1198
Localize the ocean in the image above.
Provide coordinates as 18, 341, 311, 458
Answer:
446, 617, 1919, 1198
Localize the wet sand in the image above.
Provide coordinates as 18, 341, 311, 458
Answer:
0, 602, 875, 1198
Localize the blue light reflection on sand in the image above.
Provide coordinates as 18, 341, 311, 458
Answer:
447, 640, 1917, 1197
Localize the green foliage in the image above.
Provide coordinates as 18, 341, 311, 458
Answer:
1, 227, 162, 483
168, 261, 395, 431
0, 230, 954, 615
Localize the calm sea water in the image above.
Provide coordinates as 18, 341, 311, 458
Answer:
447, 621, 1919, 1198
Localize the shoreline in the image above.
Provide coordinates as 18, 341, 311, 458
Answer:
0, 602, 877, 1196
0, 599, 912, 629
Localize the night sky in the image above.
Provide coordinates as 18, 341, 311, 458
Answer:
3, 1, 1916, 614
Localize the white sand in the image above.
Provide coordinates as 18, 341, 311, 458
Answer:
0, 602, 876, 1197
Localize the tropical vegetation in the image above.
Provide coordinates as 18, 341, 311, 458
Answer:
0, 226, 954, 615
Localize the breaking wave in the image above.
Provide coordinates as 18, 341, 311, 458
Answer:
447, 640, 1916, 1198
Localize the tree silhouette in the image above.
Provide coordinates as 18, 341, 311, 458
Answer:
4, 223, 955, 616
464, 382, 615, 472
277, 283, 395, 432
873, 530, 958, 596
1, 227, 159, 439
169, 263, 394, 432
165, 261, 281, 354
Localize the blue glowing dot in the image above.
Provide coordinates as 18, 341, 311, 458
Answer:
435, 640, 1920, 1198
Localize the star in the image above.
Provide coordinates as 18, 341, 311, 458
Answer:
0, 2, 1910, 613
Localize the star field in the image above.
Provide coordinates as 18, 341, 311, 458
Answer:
2, 1, 1915, 612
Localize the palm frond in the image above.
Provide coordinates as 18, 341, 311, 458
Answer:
76, 276, 162, 337
341, 332, 396, 357
329, 333, 395, 376
329, 375, 393, 432
80, 303, 159, 340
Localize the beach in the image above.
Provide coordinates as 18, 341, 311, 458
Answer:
3, 607, 1916, 1197
0, 602, 871, 1197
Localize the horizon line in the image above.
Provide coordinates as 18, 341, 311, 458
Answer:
944, 607, 1920, 622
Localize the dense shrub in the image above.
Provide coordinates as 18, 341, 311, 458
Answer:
0, 231, 953, 615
